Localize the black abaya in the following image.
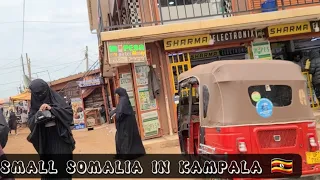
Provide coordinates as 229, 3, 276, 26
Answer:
28, 79, 75, 154
0, 109, 9, 148
114, 87, 145, 159
27, 79, 74, 179
8, 112, 17, 131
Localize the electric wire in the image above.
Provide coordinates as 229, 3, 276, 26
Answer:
57, 59, 99, 93
72, 58, 86, 74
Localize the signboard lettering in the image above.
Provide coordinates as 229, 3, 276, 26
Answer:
268, 22, 311, 37
211, 29, 255, 43
163, 29, 264, 50
77, 77, 102, 88
311, 21, 320, 32
219, 47, 247, 56
252, 41, 272, 60
190, 50, 219, 60
107, 41, 147, 64
164, 34, 211, 50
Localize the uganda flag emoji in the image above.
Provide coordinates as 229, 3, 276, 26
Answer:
271, 158, 293, 174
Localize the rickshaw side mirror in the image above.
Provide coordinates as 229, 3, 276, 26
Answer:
174, 95, 179, 104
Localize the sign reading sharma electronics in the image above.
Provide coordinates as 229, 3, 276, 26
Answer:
268, 22, 311, 37
164, 29, 259, 50
107, 41, 147, 64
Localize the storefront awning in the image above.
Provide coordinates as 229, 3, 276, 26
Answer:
10, 90, 31, 101
101, 6, 320, 42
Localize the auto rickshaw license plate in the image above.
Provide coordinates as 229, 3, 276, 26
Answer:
306, 151, 320, 164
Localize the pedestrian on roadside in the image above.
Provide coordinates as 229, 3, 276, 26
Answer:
309, 49, 320, 98
8, 110, 17, 135
0, 108, 9, 149
27, 79, 75, 179
110, 87, 145, 160
99, 104, 106, 124
0, 108, 14, 180
28, 79, 75, 154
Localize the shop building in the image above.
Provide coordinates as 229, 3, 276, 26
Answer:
50, 69, 113, 128
86, 0, 320, 138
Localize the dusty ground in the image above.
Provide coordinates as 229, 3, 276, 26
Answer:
5, 124, 180, 154
5, 124, 185, 180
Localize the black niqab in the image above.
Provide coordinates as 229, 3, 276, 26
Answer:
114, 87, 145, 159
0, 109, 9, 148
28, 79, 75, 154
115, 87, 134, 119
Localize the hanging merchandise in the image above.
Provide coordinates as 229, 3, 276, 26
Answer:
252, 40, 273, 60
148, 65, 161, 100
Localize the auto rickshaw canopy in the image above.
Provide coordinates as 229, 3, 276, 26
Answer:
178, 60, 315, 127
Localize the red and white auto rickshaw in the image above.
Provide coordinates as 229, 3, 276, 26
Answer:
176, 60, 320, 179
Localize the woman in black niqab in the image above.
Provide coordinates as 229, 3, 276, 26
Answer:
112, 87, 145, 159
28, 79, 75, 154
0, 108, 9, 149
0, 109, 14, 180
8, 111, 17, 135
28, 79, 75, 179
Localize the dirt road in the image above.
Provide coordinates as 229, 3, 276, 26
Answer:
5, 124, 180, 154
5, 124, 185, 180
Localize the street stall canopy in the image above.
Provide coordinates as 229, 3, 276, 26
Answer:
10, 90, 31, 101
0, 99, 6, 105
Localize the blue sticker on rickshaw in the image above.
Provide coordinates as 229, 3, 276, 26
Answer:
256, 98, 273, 118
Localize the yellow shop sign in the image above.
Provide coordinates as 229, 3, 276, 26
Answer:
164, 34, 211, 50
268, 22, 311, 37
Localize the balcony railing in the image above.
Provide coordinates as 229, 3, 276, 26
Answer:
99, 0, 320, 32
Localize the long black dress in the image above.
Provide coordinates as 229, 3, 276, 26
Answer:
113, 87, 146, 159
8, 112, 17, 133
27, 79, 75, 180
0, 109, 9, 149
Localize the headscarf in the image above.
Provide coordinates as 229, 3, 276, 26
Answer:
115, 87, 134, 119
0, 108, 9, 148
29, 79, 68, 113
28, 79, 75, 153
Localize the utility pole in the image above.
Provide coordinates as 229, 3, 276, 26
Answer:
85, 46, 89, 71
21, 54, 25, 75
26, 53, 31, 80
47, 70, 52, 82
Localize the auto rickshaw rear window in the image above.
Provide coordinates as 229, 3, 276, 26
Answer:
248, 85, 292, 107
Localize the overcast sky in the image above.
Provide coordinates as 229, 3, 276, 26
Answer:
0, 0, 98, 99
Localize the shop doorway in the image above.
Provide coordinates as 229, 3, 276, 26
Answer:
168, 46, 248, 96
168, 53, 192, 94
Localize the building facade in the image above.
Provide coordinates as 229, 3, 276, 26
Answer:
86, 0, 320, 139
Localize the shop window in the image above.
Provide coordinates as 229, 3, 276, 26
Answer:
202, 85, 209, 118
178, 83, 199, 120
248, 85, 292, 107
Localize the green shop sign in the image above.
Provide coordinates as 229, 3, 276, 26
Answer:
107, 41, 147, 64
